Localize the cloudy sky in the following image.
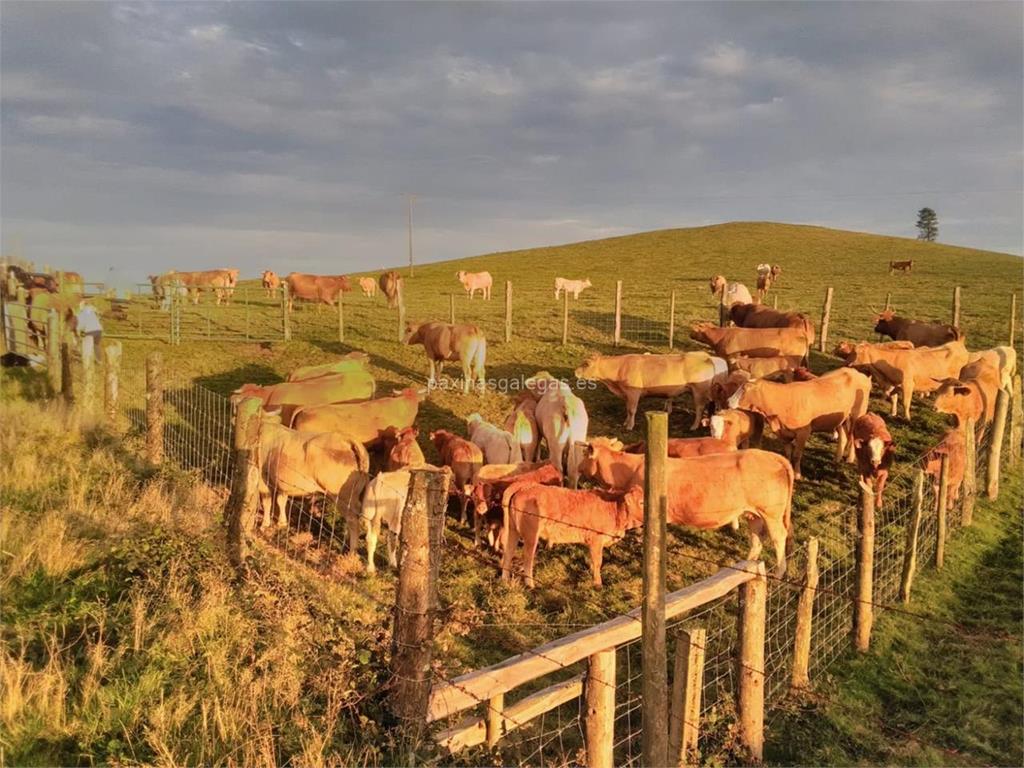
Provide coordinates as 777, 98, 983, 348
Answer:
2, 1, 1021, 284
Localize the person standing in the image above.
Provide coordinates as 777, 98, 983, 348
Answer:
75, 299, 103, 363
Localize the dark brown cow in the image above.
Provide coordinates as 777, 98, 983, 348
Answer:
873, 310, 961, 347
7, 265, 57, 294
379, 270, 402, 308
284, 273, 351, 311
889, 260, 913, 274
729, 303, 816, 347
404, 321, 487, 393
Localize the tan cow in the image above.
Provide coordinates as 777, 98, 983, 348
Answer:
469, 463, 562, 550
430, 429, 484, 535
255, 410, 370, 552
554, 277, 592, 300
835, 340, 969, 420
379, 426, 426, 470
467, 413, 522, 464
232, 371, 376, 424
262, 270, 280, 297
284, 273, 351, 311
715, 368, 871, 479
404, 321, 487, 394
456, 270, 493, 300
579, 436, 734, 491
691, 322, 810, 361
933, 356, 1002, 428
379, 270, 402, 308
286, 352, 371, 382
290, 388, 425, 445
755, 264, 781, 300
707, 409, 764, 449
726, 355, 807, 382
923, 429, 966, 511
174, 269, 236, 305
574, 351, 729, 430
501, 483, 645, 587
358, 277, 377, 298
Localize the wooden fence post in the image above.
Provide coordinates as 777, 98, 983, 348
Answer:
668, 290, 676, 349
986, 388, 1010, 500
642, 411, 668, 768
669, 628, 705, 766
60, 336, 74, 406
82, 335, 96, 417
613, 280, 622, 346
504, 281, 512, 343
772, 294, 778, 310
951, 285, 961, 328
854, 483, 875, 651
338, 293, 345, 343
962, 420, 977, 526
884, 291, 892, 312
818, 287, 833, 353
900, 470, 925, 603
104, 341, 122, 425
390, 468, 450, 745
397, 280, 407, 343
281, 283, 291, 341
935, 454, 949, 568
46, 310, 60, 395
790, 537, 819, 690
1009, 292, 1016, 349
145, 352, 164, 466
561, 290, 569, 346
737, 561, 766, 762
0, 292, 7, 358
718, 289, 728, 327
486, 692, 504, 749
1010, 376, 1023, 465
585, 648, 615, 768
449, 293, 456, 324
225, 396, 262, 572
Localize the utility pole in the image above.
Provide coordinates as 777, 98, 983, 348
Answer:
406, 193, 416, 277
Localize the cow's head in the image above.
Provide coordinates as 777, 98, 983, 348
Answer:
689, 322, 717, 345
770, 264, 782, 278
872, 310, 898, 335
932, 378, 975, 426
524, 372, 559, 398
576, 438, 622, 480
403, 321, 423, 344
621, 485, 646, 530
392, 386, 427, 402
729, 302, 756, 326
456, 270, 467, 281
574, 355, 603, 380
709, 275, 726, 295
712, 371, 752, 410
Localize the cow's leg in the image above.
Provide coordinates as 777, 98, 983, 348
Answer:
428, 359, 437, 387
901, 382, 913, 421
792, 430, 810, 479
501, 524, 518, 582
745, 515, 765, 560
588, 539, 605, 588
762, 513, 788, 577
689, 387, 706, 431
889, 391, 899, 417
623, 389, 640, 430
522, 533, 539, 589
462, 362, 471, 395
386, 530, 399, 569
257, 491, 270, 529
365, 516, 379, 575
875, 470, 888, 511
274, 494, 288, 527
346, 510, 361, 555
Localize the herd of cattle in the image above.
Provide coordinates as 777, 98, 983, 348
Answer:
225, 263, 1016, 590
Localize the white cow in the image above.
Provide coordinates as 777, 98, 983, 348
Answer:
358, 276, 377, 298
710, 275, 753, 307
360, 470, 410, 574
554, 277, 592, 300
456, 270, 493, 300
967, 346, 1017, 392
467, 413, 522, 464
524, 373, 589, 487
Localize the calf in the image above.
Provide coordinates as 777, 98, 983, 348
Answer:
261, 270, 280, 298
933, 356, 1002, 428
706, 409, 764, 449
380, 426, 426, 470
504, 394, 539, 462
430, 429, 484, 531
873, 310, 961, 348
456, 270, 493, 300
889, 260, 913, 274
501, 483, 644, 587
379, 270, 402, 308
467, 413, 522, 464
358, 276, 377, 298
755, 263, 781, 299
923, 429, 966, 512
405, 321, 487, 393
469, 463, 562, 550
622, 436, 736, 459
852, 414, 895, 509
361, 470, 410, 574
555, 277, 592, 300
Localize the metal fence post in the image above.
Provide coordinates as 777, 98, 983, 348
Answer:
818, 287, 833, 353
225, 396, 262, 572
642, 411, 668, 768
790, 537, 819, 690
737, 561, 766, 762
987, 389, 1010, 500
854, 482, 875, 651
146, 352, 164, 466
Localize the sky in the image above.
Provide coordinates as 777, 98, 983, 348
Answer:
2, 1, 1022, 286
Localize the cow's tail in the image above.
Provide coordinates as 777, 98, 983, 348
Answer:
501, 483, 522, 543
782, 457, 795, 537
286, 404, 308, 429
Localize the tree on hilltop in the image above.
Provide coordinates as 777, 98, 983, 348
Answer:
916, 208, 938, 242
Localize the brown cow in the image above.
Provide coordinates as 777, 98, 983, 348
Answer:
836, 340, 969, 420
8, 266, 57, 294
715, 368, 871, 479
923, 429, 966, 511
621, 437, 736, 459
729, 303, 815, 348
232, 371, 376, 424
691, 322, 810, 361
284, 273, 351, 311
290, 388, 425, 445
470, 462, 562, 550
430, 429, 484, 531
888, 260, 913, 274
575, 351, 729, 431
262, 270, 280, 297
852, 414, 895, 510
286, 352, 371, 382
727, 355, 807, 382
405, 321, 487, 394
255, 410, 370, 552
380, 426, 426, 470
706, 409, 764, 449
580, 437, 733, 490
501, 483, 644, 587
933, 356, 1002, 428
873, 310, 961, 347
379, 270, 402, 308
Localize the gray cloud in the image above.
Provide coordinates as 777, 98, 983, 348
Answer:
2, 0, 1021, 283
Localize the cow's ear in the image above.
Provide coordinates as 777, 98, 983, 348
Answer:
954, 385, 972, 395
854, 439, 864, 449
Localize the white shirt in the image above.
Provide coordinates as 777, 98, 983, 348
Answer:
77, 305, 103, 334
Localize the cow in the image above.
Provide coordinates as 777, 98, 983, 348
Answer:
889, 260, 913, 274
923, 429, 966, 511
580, 436, 733, 491
6, 266, 57, 294
286, 352, 371, 382
554, 277, 593, 300
379, 270, 402, 308
729, 303, 815, 347
706, 409, 764, 450
358, 276, 377, 298
835, 340, 969, 420
710, 275, 753, 307
284, 273, 351, 311
379, 426, 426, 470
173, 269, 236, 305
430, 429, 484, 533
967, 346, 1016, 392
469, 463, 562, 551
715, 367, 872, 479
467, 413, 522, 464
361, 469, 411, 573
290, 388, 425, 445
404, 321, 487, 394
574, 351, 729, 431
456, 270, 493, 300
691, 322, 811, 362
255, 410, 370, 553
727, 355, 808, 382
523, 373, 589, 487
501, 483, 644, 587
25, 289, 76, 348
755, 264, 781, 300
622, 436, 736, 459
504, 393, 539, 462
933, 356, 1003, 429
232, 371, 376, 424
262, 270, 280, 298
852, 413, 895, 510
873, 310, 961, 348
